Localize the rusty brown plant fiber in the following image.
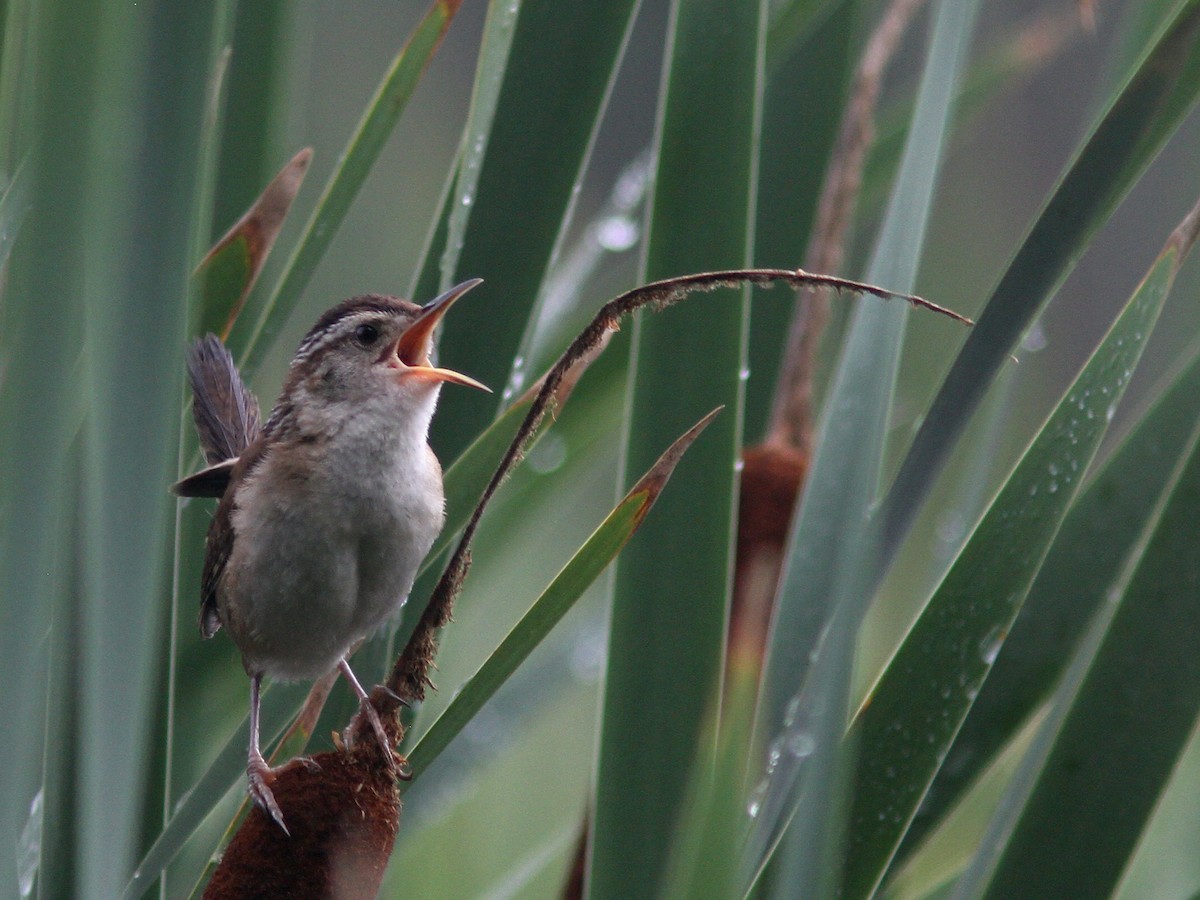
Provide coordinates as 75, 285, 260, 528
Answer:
203, 741, 399, 898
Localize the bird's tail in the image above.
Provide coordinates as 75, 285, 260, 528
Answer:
187, 334, 261, 464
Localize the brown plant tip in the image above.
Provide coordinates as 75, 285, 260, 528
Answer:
737, 444, 807, 562
199, 147, 313, 275
204, 747, 400, 899
200, 148, 313, 340
1165, 189, 1200, 267
628, 407, 723, 529
730, 443, 808, 669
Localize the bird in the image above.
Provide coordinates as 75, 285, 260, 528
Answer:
173, 279, 488, 832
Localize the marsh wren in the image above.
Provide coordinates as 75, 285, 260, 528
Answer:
174, 279, 488, 832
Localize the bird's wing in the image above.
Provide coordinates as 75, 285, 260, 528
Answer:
199, 486, 235, 638
198, 439, 270, 638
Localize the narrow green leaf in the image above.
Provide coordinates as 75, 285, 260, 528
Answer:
0, 1, 92, 885
405, 409, 720, 779
211, 0, 291, 236
235, 0, 462, 373
877, 0, 1200, 562
0, 159, 29, 273
841, 204, 1193, 899
590, 0, 765, 894
882, 708, 1046, 900
419, 0, 641, 460
432, 0, 521, 305
426, 345, 605, 573
949, 575, 1134, 899
659, 637, 761, 900
748, 3, 980, 894
73, 4, 221, 895
766, 0, 843, 66
194, 147, 312, 339
977, 306, 1200, 898
748, 0, 855, 440
900, 333, 1200, 858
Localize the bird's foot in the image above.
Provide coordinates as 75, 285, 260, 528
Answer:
347, 696, 412, 780
247, 751, 289, 834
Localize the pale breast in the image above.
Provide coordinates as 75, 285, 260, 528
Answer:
222, 435, 445, 681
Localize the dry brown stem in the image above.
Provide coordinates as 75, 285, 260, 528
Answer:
366, 265, 965, 726
768, 0, 929, 454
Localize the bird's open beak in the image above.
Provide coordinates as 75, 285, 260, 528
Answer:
390, 278, 490, 391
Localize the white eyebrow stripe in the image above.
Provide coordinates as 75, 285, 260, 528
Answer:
292, 310, 393, 365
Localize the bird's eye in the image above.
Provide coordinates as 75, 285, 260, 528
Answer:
353, 323, 381, 347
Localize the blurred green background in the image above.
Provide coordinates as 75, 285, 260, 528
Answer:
7, 0, 1200, 897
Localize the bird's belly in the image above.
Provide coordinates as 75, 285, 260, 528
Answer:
224, 468, 442, 681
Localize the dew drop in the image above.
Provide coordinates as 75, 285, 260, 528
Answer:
786, 732, 815, 759
1021, 322, 1048, 352
596, 215, 639, 252
783, 696, 801, 728
18, 789, 42, 898
527, 432, 568, 475
979, 626, 1005, 665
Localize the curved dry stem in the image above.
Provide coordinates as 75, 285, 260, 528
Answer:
368, 265, 968, 722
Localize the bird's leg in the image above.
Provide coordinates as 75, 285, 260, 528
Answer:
338, 658, 409, 777
246, 672, 289, 834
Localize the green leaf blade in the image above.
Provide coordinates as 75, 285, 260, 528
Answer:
901, 333, 1200, 858
589, 0, 766, 894
843, 231, 1183, 900
236, 0, 462, 373
879, 0, 1200, 560
748, 1, 981, 892
422, 0, 641, 459
975, 264, 1200, 899
407, 410, 720, 779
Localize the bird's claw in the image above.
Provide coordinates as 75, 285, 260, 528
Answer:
247, 753, 289, 835
395, 755, 413, 781
346, 695, 415, 779
378, 684, 411, 709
